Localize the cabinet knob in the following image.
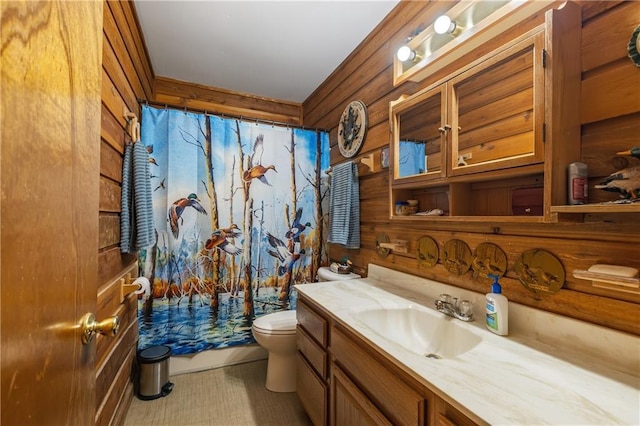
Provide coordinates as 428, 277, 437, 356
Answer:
438, 125, 452, 133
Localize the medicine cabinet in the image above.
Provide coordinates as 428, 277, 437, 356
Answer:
390, 2, 584, 223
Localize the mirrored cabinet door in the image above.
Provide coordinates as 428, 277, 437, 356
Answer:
448, 31, 545, 176
390, 85, 446, 182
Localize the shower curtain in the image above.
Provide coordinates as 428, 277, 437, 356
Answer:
137, 105, 330, 355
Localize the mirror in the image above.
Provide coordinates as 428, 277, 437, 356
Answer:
392, 86, 445, 180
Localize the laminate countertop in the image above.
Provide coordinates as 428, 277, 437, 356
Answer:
295, 265, 640, 425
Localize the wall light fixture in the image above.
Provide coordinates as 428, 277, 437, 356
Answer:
434, 15, 457, 35
396, 45, 418, 62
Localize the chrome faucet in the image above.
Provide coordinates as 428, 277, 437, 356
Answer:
434, 294, 474, 322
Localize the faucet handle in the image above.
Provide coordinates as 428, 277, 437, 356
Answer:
458, 299, 473, 316
438, 294, 452, 303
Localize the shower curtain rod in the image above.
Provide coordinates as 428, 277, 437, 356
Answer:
137, 98, 329, 133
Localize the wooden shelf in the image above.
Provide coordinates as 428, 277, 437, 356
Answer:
550, 203, 640, 214
390, 215, 545, 224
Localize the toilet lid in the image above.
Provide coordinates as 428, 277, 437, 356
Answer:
252, 310, 297, 335
317, 266, 361, 282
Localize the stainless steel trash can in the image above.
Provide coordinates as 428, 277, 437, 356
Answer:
137, 345, 174, 400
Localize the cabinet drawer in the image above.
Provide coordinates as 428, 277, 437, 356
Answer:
331, 325, 425, 425
297, 326, 327, 379
296, 353, 327, 426
297, 300, 327, 346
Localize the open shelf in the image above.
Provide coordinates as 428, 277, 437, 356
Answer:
550, 204, 640, 214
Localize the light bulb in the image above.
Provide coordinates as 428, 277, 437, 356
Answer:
396, 45, 416, 62
434, 15, 456, 35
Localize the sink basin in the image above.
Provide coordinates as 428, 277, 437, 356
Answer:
353, 306, 482, 359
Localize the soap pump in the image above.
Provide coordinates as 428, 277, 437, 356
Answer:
486, 274, 509, 336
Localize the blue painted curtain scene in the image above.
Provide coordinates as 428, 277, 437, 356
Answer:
137, 105, 330, 355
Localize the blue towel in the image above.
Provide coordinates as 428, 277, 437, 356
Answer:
120, 142, 155, 253
328, 161, 360, 249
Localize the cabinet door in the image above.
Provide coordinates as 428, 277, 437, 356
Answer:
297, 354, 327, 426
331, 326, 425, 425
434, 396, 478, 426
332, 366, 392, 426
390, 84, 447, 184
448, 30, 545, 177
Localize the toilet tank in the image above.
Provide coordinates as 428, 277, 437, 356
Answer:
317, 266, 361, 282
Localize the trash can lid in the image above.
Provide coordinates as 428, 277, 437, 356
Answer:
139, 345, 172, 363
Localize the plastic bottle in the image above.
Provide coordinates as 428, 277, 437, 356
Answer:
486, 275, 509, 336
567, 162, 588, 205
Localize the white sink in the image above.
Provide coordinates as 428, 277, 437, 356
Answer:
354, 306, 482, 359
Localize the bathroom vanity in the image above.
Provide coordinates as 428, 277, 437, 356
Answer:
295, 265, 639, 425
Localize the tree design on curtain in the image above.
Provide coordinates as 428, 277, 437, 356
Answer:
137, 106, 329, 355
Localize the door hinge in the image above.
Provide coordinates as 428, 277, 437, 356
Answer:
542, 122, 546, 143
542, 49, 547, 68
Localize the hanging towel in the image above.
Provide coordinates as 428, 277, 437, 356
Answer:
328, 161, 360, 249
120, 142, 155, 253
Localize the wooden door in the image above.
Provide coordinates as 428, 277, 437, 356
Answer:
1, 1, 103, 424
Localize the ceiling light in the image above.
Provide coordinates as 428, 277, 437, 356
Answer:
434, 15, 457, 35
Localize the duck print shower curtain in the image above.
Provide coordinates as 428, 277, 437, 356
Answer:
137, 105, 330, 355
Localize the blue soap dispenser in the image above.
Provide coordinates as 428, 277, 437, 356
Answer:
486, 274, 509, 336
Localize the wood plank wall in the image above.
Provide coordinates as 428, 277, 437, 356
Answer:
98, 1, 154, 424
303, 1, 640, 336
153, 77, 303, 125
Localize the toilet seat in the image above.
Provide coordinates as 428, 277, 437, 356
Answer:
252, 310, 297, 335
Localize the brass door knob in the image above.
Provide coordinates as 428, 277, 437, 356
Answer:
80, 313, 120, 345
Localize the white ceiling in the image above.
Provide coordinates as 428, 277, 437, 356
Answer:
134, 0, 400, 103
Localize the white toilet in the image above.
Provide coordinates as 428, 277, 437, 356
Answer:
251, 266, 361, 392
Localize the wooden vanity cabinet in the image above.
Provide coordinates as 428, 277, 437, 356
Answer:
296, 298, 329, 426
296, 294, 481, 426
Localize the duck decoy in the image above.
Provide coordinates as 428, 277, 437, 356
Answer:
595, 165, 640, 199
617, 147, 640, 161
243, 164, 277, 186
285, 208, 312, 242
205, 233, 242, 256
154, 178, 165, 192
168, 193, 208, 238
265, 232, 305, 276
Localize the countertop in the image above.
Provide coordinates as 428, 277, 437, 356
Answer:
295, 268, 640, 425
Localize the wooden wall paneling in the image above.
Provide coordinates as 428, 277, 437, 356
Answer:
100, 176, 121, 213
303, 1, 451, 122
99, 214, 121, 250
103, 3, 145, 112
581, 62, 640, 125
582, 113, 640, 179
98, 1, 156, 421
95, 345, 137, 426
101, 103, 128, 154
121, 1, 155, 95
107, 1, 154, 100
153, 76, 303, 125
101, 140, 124, 182
581, 2, 639, 71
103, 32, 139, 117
579, 0, 626, 23
99, 247, 137, 289
102, 69, 131, 129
